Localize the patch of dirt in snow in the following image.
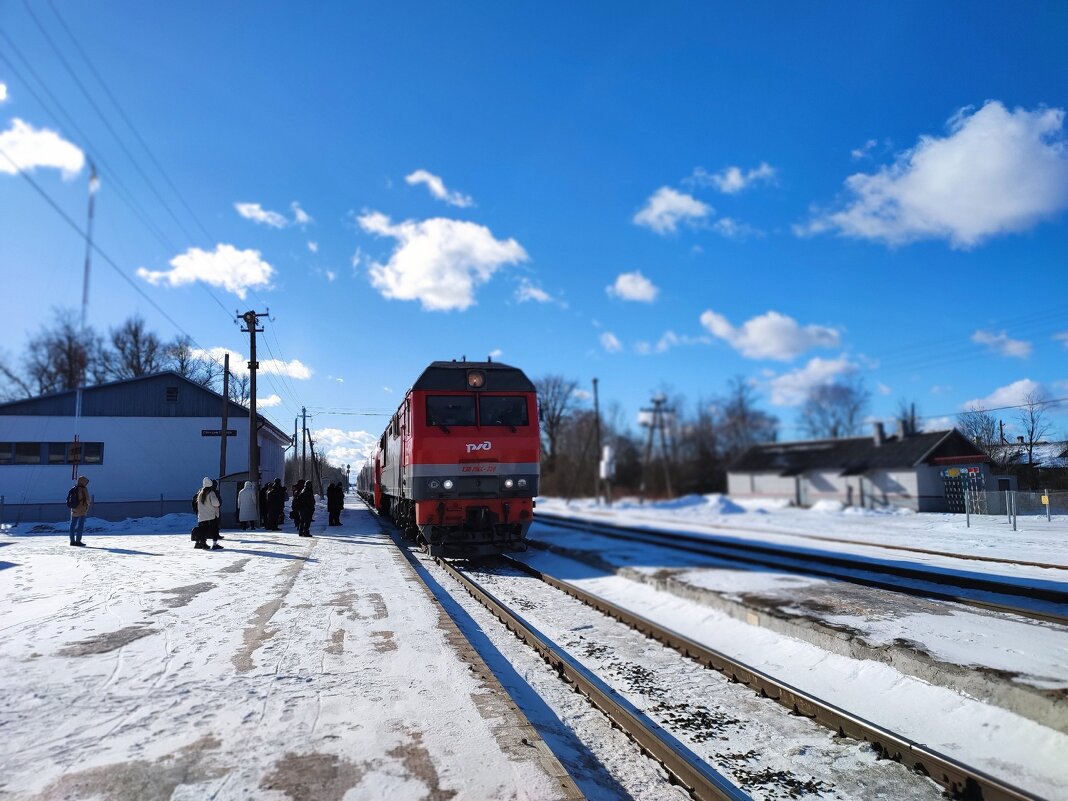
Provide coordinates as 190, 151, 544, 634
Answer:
151, 581, 216, 609
260, 751, 367, 801
388, 729, 457, 801
217, 557, 251, 574
58, 623, 156, 656
232, 555, 309, 672
32, 735, 224, 801
325, 628, 345, 655
371, 630, 397, 653
720, 750, 839, 799
369, 591, 388, 620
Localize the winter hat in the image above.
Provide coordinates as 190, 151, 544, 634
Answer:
77, 476, 89, 486
202, 477, 213, 488
244, 481, 253, 488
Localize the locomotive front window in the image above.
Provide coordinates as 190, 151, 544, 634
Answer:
426, 395, 477, 426
479, 396, 529, 427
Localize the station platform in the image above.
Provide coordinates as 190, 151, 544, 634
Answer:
0, 503, 578, 800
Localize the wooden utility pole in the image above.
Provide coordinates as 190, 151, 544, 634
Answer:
592, 378, 603, 504
301, 406, 308, 481
638, 394, 674, 503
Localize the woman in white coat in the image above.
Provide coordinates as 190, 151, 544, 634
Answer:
237, 481, 258, 531
194, 476, 222, 550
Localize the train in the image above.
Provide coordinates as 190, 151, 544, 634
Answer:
356, 360, 540, 556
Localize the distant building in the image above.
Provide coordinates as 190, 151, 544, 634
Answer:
727, 425, 995, 512
988, 439, 1068, 491
0, 371, 290, 522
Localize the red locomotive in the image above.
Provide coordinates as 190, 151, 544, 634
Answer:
356, 360, 540, 556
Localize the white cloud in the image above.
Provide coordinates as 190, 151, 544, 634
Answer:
291, 202, 312, 226
312, 427, 378, 466
324, 270, 337, 282
572, 388, 592, 401
0, 118, 84, 179
259, 394, 283, 408
691, 162, 776, 194
136, 244, 274, 299
711, 217, 761, 240
800, 101, 1068, 248
876, 382, 893, 396
192, 347, 313, 380
699, 309, 841, 361
307, 241, 319, 253
0, 83, 8, 104
767, 356, 857, 406
633, 187, 712, 234
405, 169, 474, 208
1053, 332, 1068, 348
234, 202, 287, 228
515, 278, 553, 303
963, 378, 1045, 410
607, 271, 658, 302
357, 211, 527, 311
488, 348, 503, 359
600, 332, 622, 353
922, 415, 956, 432
634, 330, 710, 355
235, 201, 312, 228
971, 329, 1031, 358
851, 139, 878, 160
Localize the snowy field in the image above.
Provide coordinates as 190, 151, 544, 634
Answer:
0, 504, 571, 801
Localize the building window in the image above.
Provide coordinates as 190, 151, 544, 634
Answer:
48, 442, 68, 464
14, 442, 41, 464
82, 442, 104, 465
166, 386, 179, 402
0, 443, 11, 464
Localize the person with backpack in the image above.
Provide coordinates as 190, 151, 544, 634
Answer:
295, 481, 315, 537
67, 475, 90, 546
193, 477, 221, 550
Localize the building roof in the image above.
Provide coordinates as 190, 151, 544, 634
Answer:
729, 429, 986, 475
0, 371, 290, 442
990, 441, 1068, 469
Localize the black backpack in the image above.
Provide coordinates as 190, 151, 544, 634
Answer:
65, 487, 80, 509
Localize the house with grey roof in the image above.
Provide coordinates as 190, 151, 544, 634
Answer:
0, 371, 291, 523
727, 425, 997, 512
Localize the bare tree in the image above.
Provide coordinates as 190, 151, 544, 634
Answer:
957, 405, 998, 450
797, 378, 870, 439
1017, 391, 1052, 489
165, 335, 223, 389
105, 316, 165, 379
713, 377, 778, 459
23, 312, 107, 395
534, 374, 580, 470
0, 350, 32, 400
228, 371, 251, 406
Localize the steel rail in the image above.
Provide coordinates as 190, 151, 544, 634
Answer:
409, 547, 751, 801
533, 513, 1068, 627
499, 554, 1044, 801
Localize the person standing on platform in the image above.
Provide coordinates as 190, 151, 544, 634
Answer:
290, 480, 305, 532
266, 479, 284, 531
295, 481, 315, 537
194, 477, 221, 550
68, 475, 91, 546
258, 483, 269, 528
238, 481, 258, 531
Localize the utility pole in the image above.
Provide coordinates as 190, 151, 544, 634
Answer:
301, 406, 308, 481
219, 353, 229, 480
72, 163, 98, 482
240, 310, 267, 520
592, 378, 603, 504
638, 394, 674, 503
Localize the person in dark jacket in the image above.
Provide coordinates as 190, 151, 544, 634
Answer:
295, 482, 315, 537
324, 482, 337, 525
258, 483, 269, 529
290, 480, 305, 532
266, 479, 284, 531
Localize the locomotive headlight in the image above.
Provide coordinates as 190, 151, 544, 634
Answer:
504, 478, 514, 489
443, 479, 454, 490
517, 479, 527, 487
429, 480, 440, 489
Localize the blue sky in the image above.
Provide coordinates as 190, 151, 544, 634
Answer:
2, 2, 1068, 463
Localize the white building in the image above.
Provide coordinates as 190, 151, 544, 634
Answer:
0, 372, 290, 523
727, 426, 994, 512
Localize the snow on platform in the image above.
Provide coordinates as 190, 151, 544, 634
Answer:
0, 505, 575, 801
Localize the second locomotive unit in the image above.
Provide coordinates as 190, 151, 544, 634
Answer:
356, 360, 539, 556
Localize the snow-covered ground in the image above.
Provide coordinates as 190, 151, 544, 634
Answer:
0, 504, 573, 800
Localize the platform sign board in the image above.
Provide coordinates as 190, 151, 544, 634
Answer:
201, 429, 237, 437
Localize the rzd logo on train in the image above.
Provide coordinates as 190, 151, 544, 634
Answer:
466, 441, 492, 453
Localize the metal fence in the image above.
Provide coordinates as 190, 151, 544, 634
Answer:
984, 489, 1068, 517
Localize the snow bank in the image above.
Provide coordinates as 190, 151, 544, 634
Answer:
6, 513, 196, 536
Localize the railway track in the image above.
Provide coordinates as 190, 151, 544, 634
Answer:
493, 551, 1042, 801
533, 511, 1068, 626
391, 531, 750, 801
